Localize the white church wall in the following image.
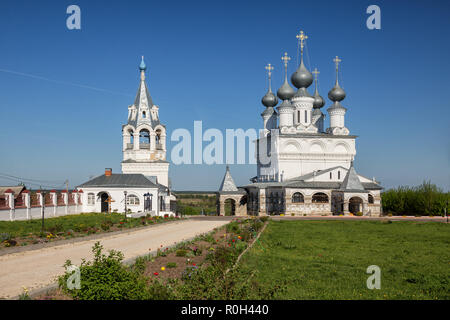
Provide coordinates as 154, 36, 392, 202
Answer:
273, 136, 355, 180
121, 162, 169, 187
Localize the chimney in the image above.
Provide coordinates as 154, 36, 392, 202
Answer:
105, 168, 112, 176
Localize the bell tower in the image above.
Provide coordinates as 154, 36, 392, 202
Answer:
121, 57, 169, 187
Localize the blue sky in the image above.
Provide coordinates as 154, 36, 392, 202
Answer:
0, 0, 449, 191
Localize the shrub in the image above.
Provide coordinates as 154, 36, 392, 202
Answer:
47, 223, 64, 234
176, 249, 187, 257
181, 265, 199, 281
239, 229, 252, 242
192, 247, 202, 256
356, 212, 363, 216
100, 223, 110, 231
58, 242, 150, 300
166, 262, 177, 268
200, 233, 215, 244
226, 222, 240, 234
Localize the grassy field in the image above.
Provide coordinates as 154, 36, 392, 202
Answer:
175, 193, 217, 215
238, 220, 449, 299
0, 213, 179, 248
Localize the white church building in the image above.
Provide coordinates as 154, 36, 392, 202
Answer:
77, 57, 176, 216
218, 30, 382, 216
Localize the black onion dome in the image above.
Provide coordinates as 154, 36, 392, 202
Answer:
277, 79, 295, 100
313, 93, 325, 108
313, 87, 325, 108
328, 82, 346, 102
291, 59, 313, 89
261, 90, 278, 108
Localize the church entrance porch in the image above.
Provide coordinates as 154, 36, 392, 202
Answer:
349, 196, 363, 214
216, 193, 247, 216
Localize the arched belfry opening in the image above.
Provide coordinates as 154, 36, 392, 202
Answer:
139, 129, 150, 149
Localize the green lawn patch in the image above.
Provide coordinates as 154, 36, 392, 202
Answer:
0, 213, 180, 248
238, 220, 449, 299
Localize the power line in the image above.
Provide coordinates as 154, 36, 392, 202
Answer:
0, 174, 66, 190
0, 172, 65, 184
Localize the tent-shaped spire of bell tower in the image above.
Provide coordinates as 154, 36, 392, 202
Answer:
128, 56, 159, 128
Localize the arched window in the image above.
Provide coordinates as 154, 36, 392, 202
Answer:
330, 172, 332, 180
338, 171, 341, 179
312, 192, 329, 203
297, 111, 300, 124
126, 194, 140, 206
88, 193, 95, 205
142, 111, 146, 118
368, 194, 374, 204
305, 110, 308, 123
292, 192, 304, 203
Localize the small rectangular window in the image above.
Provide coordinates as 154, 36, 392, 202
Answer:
88, 193, 95, 205
305, 110, 308, 123
330, 172, 332, 180
338, 171, 341, 179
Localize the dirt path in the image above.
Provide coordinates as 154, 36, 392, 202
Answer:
0, 219, 228, 299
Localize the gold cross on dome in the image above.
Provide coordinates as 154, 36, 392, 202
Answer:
265, 63, 274, 77
296, 30, 308, 51
281, 52, 291, 67
312, 68, 320, 80
333, 56, 342, 71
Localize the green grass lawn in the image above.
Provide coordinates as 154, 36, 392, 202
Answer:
0, 213, 179, 247
0, 213, 124, 237
238, 220, 449, 299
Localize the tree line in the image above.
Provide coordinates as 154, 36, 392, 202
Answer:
382, 181, 449, 216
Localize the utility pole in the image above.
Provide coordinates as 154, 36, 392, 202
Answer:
40, 186, 46, 235
124, 191, 128, 221
446, 199, 448, 224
